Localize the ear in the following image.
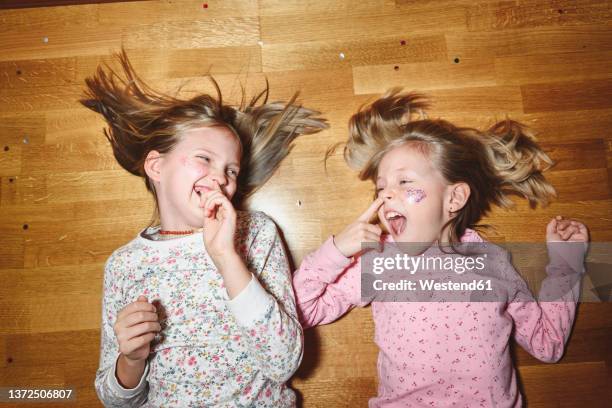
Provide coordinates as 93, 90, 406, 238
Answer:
446, 182, 471, 215
144, 150, 163, 183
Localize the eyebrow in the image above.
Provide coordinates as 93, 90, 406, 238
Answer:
376, 167, 418, 182
194, 148, 240, 168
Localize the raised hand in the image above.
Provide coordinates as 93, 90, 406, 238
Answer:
114, 295, 160, 363
199, 180, 238, 265
333, 198, 384, 258
546, 215, 589, 244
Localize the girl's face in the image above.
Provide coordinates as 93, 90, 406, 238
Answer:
153, 126, 242, 230
376, 143, 453, 247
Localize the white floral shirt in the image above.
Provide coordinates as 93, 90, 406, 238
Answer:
95, 211, 303, 407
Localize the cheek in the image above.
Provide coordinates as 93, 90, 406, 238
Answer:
403, 188, 427, 205
403, 189, 443, 226
226, 183, 237, 199
181, 156, 208, 177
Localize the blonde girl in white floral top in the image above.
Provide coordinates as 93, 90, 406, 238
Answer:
81, 49, 327, 407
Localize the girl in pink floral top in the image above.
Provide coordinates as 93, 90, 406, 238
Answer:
81, 50, 327, 407
293, 90, 589, 407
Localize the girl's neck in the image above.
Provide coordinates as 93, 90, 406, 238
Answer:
439, 218, 455, 244
159, 218, 201, 233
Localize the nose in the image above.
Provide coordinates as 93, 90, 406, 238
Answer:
380, 187, 396, 201
209, 167, 228, 187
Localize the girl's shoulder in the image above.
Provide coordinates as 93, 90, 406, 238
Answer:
104, 232, 153, 269
236, 210, 279, 237
460, 229, 514, 263
461, 228, 486, 243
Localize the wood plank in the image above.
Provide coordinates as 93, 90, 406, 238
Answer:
259, 0, 389, 17
0, 233, 24, 269
517, 361, 610, 407
572, 303, 612, 330
522, 79, 612, 113
415, 85, 524, 114
548, 168, 610, 202
495, 51, 612, 85
290, 377, 377, 407
0, 170, 150, 205
0, 84, 88, 113
121, 17, 261, 50
0, 198, 152, 222
353, 58, 496, 94
0, 290, 102, 334
38, 170, 147, 204
0, 264, 105, 301
446, 26, 612, 59
75, 47, 263, 81
0, 0, 146, 10
0, 5, 123, 62
0, 174, 47, 205
0, 330, 100, 406
21, 220, 148, 268
518, 109, 612, 143
262, 34, 447, 72
467, 0, 611, 31
44, 109, 104, 144
261, 3, 469, 44
97, 0, 259, 25
0, 144, 22, 176
0, 113, 46, 145
0, 57, 77, 89
542, 139, 607, 172
20, 142, 121, 174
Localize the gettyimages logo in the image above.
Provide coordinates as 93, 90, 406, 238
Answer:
371, 252, 487, 275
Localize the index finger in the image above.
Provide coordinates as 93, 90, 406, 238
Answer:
358, 198, 384, 223
119, 299, 156, 320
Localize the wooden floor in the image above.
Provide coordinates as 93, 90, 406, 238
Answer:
1, 0, 611, 406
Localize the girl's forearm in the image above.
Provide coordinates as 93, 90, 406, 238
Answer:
215, 252, 252, 298
116, 354, 146, 389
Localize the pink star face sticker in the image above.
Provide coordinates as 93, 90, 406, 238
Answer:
405, 188, 426, 205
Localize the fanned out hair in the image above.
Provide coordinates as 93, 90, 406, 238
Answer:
80, 49, 328, 216
343, 88, 556, 244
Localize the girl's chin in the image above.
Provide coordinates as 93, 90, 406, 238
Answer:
391, 231, 431, 246
392, 231, 419, 243
390, 235, 431, 256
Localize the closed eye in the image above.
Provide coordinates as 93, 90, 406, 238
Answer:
196, 155, 210, 162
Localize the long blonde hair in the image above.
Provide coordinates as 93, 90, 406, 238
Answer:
343, 88, 556, 244
80, 49, 328, 218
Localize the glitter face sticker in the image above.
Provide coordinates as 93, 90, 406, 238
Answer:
405, 188, 426, 204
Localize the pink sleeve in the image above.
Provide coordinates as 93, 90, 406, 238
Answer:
506, 241, 586, 363
292, 237, 367, 329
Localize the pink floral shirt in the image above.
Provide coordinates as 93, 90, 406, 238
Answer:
293, 230, 585, 407
95, 211, 303, 407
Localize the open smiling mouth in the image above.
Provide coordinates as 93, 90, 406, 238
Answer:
385, 211, 407, 235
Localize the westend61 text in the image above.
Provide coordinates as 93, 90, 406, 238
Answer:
372, 279, 494, 291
